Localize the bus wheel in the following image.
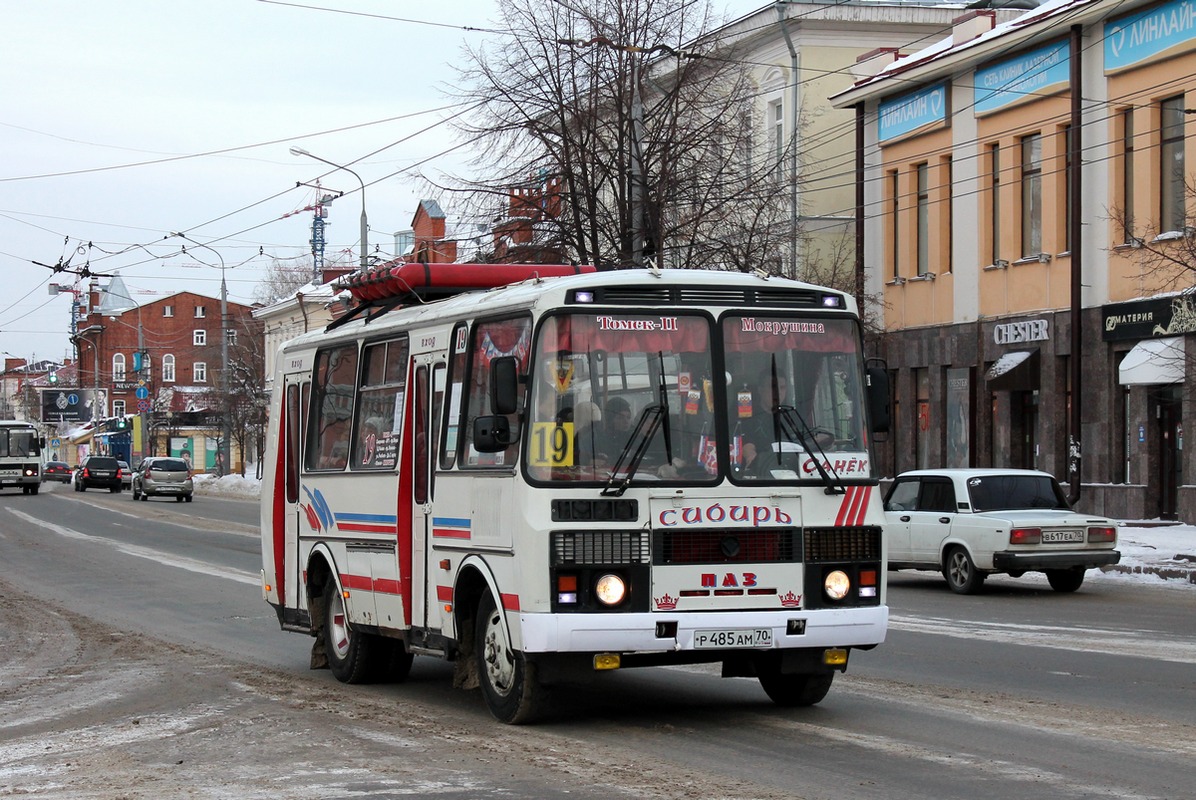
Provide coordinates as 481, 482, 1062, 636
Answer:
322, 581, 374, 684
475, 592, 541, 724
758, 670, 834, 707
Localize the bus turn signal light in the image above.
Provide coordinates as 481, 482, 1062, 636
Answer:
593, 653, 621, 670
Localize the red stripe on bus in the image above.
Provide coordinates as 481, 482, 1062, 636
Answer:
341, 573, 372, 591
372, 579, 402, 595
432, 528, 471, 539
336, 522, 396, 534
501, 593, 520, 611
271, 399, 288, 605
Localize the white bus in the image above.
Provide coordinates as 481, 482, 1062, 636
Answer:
261, 264, 891, 723
0, 420, 44, 495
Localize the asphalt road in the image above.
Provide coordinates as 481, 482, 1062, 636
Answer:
1, 482, 1192, 799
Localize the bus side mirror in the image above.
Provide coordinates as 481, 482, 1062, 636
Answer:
473, 415, 513, 452
490, 356, 520, 415
39, 437, 47, 448
866, 365, 890, 434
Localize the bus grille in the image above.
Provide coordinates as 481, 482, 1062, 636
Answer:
552, 531, 651, 566
653, 529, 801, 565
803, 527, 882, 562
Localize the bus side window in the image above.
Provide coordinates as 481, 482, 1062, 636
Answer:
440, 323, 469, 470
462, 316, 531, 468
307, 344, 358, 471
351, 337, 408, 470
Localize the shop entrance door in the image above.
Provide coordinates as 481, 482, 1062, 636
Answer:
1156, 388, 1182, 520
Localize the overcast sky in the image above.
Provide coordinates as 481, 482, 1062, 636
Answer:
2, 0, 767, 364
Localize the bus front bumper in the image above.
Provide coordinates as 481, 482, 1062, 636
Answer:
518, 605, 888, 654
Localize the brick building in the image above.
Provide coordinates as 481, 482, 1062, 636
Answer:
70, 277, 257, 469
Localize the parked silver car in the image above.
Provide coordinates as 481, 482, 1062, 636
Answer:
131, 457, 194, 502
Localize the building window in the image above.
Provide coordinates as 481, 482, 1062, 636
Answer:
113, 400, 125, 417
163, 305, 174, 318
990, 143, 1001, 264
771, 100, 784, 182
113, 353, 126, 381
194, 330, 206, 346
916, 163, 930, 276
195, 305, 206, 318
194, 362, 207, 383
163, 354, 176, 383
944, 156, 953, 274
1122, 108, 1135, 242
890, 169, 900, 280
1161, 95, 1186, 233
1020, 133, 1042, 257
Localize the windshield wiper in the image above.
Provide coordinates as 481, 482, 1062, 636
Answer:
775, 405, 845, 495
601, 353, 674, 497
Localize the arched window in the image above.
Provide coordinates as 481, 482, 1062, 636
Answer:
113, 353, 126, 381
162, 354, 176, 383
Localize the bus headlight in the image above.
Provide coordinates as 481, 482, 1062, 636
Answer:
594, 573, 626, 606
824, 570, 851, 601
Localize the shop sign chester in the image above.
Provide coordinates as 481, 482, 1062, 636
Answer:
993, 318, 1049, 345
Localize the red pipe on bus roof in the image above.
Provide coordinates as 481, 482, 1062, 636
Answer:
341, 262, 596, 302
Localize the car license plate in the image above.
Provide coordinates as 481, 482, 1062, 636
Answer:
1042, 530, 1084, 544
693, 628, 773, 649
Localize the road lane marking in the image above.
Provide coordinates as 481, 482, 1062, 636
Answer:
890, 613, 1196, 664
7, 509, 258, 586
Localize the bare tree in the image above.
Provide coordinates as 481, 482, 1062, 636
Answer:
451, 0, 796, 271
253, 257, 318, 305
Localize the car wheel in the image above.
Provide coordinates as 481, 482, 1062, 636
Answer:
132, 486, 140, 500
1046, 568, 1085, 593
943, 546, 985, 594
176, 495, 184, 502
30, 485, 38, 496
184, 494, 193, 503
476, 591, 543, 724
758, 669, 835, 707
110, 486, 120, 493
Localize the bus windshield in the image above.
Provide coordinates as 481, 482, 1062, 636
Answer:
0, 427, 40, 459
525, 311, 873, 484
723, 315, 873, 483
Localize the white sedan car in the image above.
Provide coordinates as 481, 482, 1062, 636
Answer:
883, 468, 1121, 594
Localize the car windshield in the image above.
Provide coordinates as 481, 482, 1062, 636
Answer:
966, 474, 1069, 511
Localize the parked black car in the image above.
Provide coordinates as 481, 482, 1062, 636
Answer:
74, 455, 124, 492
41, 461, 73, 483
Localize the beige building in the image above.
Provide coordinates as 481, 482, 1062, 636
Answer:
692, 1, 999, 282
833, 0, 1196, 520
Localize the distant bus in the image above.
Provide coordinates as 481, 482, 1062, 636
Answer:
0, 420, 44, 494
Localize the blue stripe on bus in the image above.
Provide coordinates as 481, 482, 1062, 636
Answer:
432, 517, 471, 528
334, 512, 399, 524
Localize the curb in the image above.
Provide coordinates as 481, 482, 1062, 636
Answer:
1101, 563, 1196, 584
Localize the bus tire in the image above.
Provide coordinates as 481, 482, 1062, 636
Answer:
476, 592, 541, 724
758, 670, 834, 707
322, 580, 374, 684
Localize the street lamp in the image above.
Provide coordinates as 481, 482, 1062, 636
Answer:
170, 233, 231, 476
290, 146, 370, 270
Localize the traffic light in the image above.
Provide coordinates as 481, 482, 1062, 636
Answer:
48, 370, 58, 385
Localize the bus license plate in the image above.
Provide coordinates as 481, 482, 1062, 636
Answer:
693, 628, 773, 649
1042, 530, 1084, 543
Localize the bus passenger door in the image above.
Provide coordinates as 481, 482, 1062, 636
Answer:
277, 375, 309, 615
409, 360, 445, 631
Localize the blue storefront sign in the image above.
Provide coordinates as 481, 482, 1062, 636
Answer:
975, 40, 1070, 115
878, 83, 947, 142
1106, 0, 1196, 73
